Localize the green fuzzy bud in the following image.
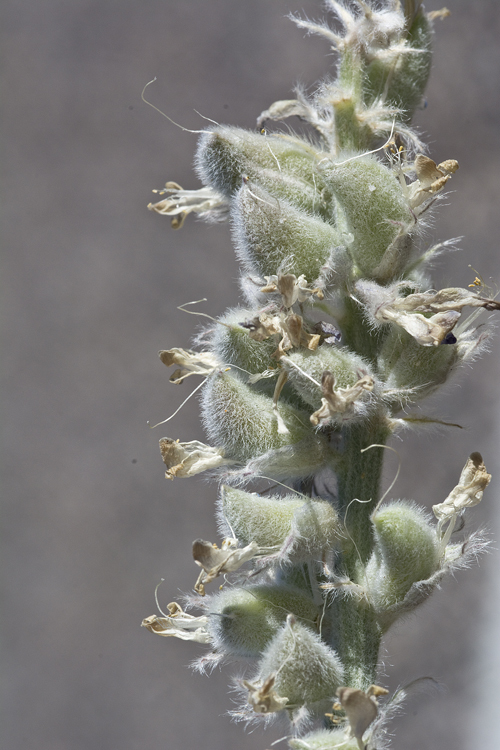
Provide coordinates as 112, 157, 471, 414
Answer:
257, 617, 344, 709
195, 126, 320, 198
365, 501, 440, 614
201, 371, 311, 462
220, 486, 339, 559
231, 181, 345, 281
211, 308, 278, 386
364, 10, 432, 122
321, 155, 411, 278
378, 328, 457, 404
208, 586, 319, 658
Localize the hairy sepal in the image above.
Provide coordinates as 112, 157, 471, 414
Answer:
210, 308, 278, 389
378, 328, 457, 405
321, 154, 412, 279
207, 585, 319, 658
219, 485, 340, 561
254, 617, 344, 716
365, 501, 440, 623
201, 370, 312, 462
196, 126, 320, 197
283, 346, 382, 423
232, 181, 345, 281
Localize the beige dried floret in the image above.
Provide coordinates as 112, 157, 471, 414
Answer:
310, 371, 375, 426
141, 603, 211, 643
408, 154, 459, 211
242, 674, 289, 714
192, 538, 259, 595
332, 685, 389, 750
159, 347, 219, 384
261, 273, 324, 308
433, 452, 491, 546
148, 182, 227, 228
159, 438, 233, 479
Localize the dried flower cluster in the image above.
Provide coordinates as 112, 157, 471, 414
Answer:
142, 2, 495, 747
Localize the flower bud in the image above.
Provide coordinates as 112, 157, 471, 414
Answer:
365, 501, 440, 616
201, 370, 312, 462
248, 166, 334, 223
220, 485, 340, 560
195, 126, 320, 197
321, 155, 411, 278
242, 434, 332, 482
255, 616, 344, 711
231, 181, 345, 281
283, 347, 381, 425
208, 586, 319, 658
210, 308, 278, 389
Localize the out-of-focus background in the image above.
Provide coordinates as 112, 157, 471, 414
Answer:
3, 2, 500, 749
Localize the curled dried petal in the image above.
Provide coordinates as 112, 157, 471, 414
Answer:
192, 538, 259, 594
310, 371, 374, 426
261, 273, 324, 308
433, 452, 491, 545
242, 674, 289, 714
408, 154, 459, 210
334, 685, 388, 750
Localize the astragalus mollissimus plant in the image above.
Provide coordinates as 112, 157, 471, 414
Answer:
142, 2, 497, 748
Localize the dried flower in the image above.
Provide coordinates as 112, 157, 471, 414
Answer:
433, 452, 491, 546
159, 438, 233, 479
310, 371, 375, 426
333, 685, 389, 750
260, 273, 324, 308
192, 537, 259, 595
148, 182, 227, 227
242, 674, 289, 714
141, 603, 211, 643
408, 154, 459, 211
159, 347, 219, 384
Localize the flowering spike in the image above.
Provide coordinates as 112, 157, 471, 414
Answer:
142, 3, 498, 748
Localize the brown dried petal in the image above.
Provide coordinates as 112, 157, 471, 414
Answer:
336, 687, 380, 749
414, 154, 444, 188
193, 539, 260, 594
428, 9, 451, 21
437, 158, 459, 174
278, 274, 300, 308
310, 372, 374, 425
244, 313, 282, 342
141, 610, 211, 643
192, 539, 230, 572
243, 675, 289, 714
395, 287, 500, 314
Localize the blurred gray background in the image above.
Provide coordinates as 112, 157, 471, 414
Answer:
3, 1, 500, 749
